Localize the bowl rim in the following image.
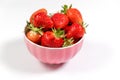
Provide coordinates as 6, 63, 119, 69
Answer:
24, 33, 84, 50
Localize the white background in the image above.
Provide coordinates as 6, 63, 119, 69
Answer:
0, 0, 120, 80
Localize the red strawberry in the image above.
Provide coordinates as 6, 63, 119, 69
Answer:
30, 9, 54, 29
66, 8, 83, 25
41, 29, 64, 47
34, 13, 54, 28
65, 23, 85, 39
27, 30, 41, 43
26, 22, 43, 43
51, 13, 69, 29
30, 8, 47, 27
61, 4, 83, 25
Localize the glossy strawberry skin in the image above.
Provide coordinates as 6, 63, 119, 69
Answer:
66, 8, 83, 25
30, 8, 47, 27
30, 8, 53, 29
65, 23, 85, 39
26, 30, 41, 43
34, 13, 54, 28
41, 31, 64, 47
51, 13, 69, 29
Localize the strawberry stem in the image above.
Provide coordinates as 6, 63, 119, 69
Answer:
62, 37, 74, 47
69, 4, 72, 9
49, 13, 53, 17
61, 4, 72, 14
82, 22, 89, 33
52, 28, 65, 38
26, 21, 43, 35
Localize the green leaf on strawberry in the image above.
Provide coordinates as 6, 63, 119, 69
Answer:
52, 28, 65, 38
62, 37, 74, 47
26, 21, 43, 35
61, 4, 72, 14
81, 22, 89, 33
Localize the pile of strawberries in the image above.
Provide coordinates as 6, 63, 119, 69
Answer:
25, 4, 88, 48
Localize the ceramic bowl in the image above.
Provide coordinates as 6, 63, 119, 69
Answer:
24, 29, 84, 64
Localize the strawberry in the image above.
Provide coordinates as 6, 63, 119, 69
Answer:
67, 8, 83, 25
41, 29, 65, 47
26, 21, 43, 43
65, 23, 85, 39
61, 4, 83, 25
27, 30, 41, 43
34, 13, 54, 28
51, 13, 69, 29
30, 9, 54, 29
30, 8, 47, 27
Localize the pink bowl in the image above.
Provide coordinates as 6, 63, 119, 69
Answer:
24, 34, 84, 64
